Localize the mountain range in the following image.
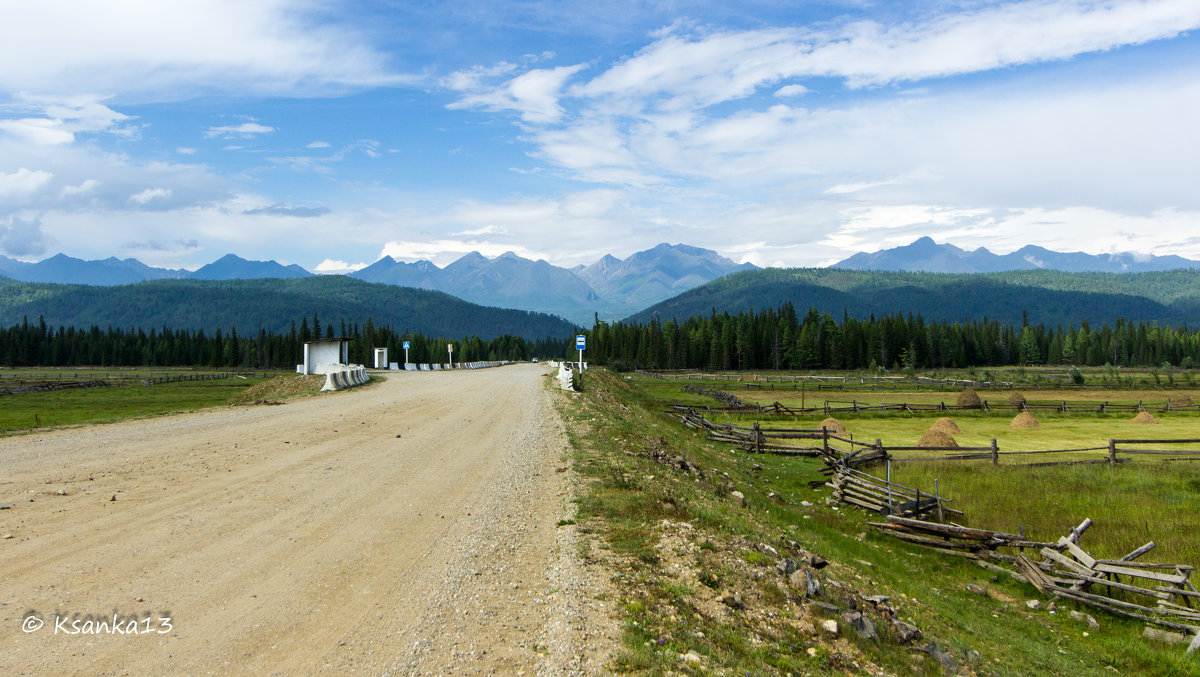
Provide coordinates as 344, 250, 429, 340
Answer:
0, 244, 753, 326
0, 252, 310, 285
833, 237, 1200, 274
350, 242, 755, 323
5, 239, 1200, 330
629, 267, 1200, 328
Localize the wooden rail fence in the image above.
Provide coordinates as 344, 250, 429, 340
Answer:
668, 406, 1200, 466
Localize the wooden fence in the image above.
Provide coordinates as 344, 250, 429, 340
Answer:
639, 369, 1012, 389
675, 384, 1200, 418
873, 516, 1200, 636
0, 371, 271, 395
668, 406, 1200, 467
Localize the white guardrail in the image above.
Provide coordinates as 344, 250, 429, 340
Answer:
321, 365, 370, 391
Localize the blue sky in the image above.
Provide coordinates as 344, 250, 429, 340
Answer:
1, 0, 1198, 273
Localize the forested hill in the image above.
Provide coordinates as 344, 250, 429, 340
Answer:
0, 276, 576, 340
627, 268, 1200, 327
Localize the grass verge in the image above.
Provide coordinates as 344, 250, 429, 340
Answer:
558, 367, 1200, 676
1, 375, 271, 434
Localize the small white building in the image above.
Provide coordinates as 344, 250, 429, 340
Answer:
298, 338, 350, 375
373, 347, 388, 369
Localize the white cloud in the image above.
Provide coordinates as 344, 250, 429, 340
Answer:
0, 168, 53, 197
313, 258, 368, 274
129, 187, 173, 205
454, 225, 510, 236
379, 239, 548, 265
774, 84, 809, 97
60, 178, 100, 197
306, 140, 331, 148
0, 117, 77, 146
176, 147, 197, 155
448, 64, 587, 123
0, 0, 411, 100
204, 122, 275, 138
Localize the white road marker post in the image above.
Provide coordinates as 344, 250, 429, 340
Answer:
448, 343, 454, 369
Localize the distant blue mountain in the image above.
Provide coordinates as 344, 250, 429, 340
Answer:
834, 237, 1200, 274
186, 253, 311, 280
350, 243, 752, 324
0, 252, 311, 285
0, 253, 187, 285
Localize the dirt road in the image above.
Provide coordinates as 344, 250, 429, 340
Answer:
0, 364, 614, 675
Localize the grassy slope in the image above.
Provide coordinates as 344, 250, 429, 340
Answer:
626, 268, 1190, 326
560, 368, 1200, 676
0, 276, 576, 339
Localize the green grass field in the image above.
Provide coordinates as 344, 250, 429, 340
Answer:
0, 376, 271, 433
564, 368, 1200, 675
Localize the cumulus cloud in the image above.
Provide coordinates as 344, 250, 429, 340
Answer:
129, 187, 173, 205
0, 168, 53, 197
60, 178, 100, 197
0, 215, 52, 257
379, 239, 549, 265
313, 258, 368, 274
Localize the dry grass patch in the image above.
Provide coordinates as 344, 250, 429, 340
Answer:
929, 417, 963, 434
1010, 411, 1040, 429
916, 429, 958, 448
1131, 411, 1160, 424
230, 375, 325, 404
818, 417, 847, 434
955, 388, 982, 409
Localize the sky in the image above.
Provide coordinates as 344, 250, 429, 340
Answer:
1, 0, 1198, 273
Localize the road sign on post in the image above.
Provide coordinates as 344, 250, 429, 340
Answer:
576, 334, 585, 373
403, 340, 410, 365
448, 343, 454, 369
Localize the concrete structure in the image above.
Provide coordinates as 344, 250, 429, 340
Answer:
320, 365, 370, 391
297, 338, 350, 375
373, 347, 388, 369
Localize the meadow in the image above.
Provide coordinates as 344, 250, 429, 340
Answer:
562, 367, 1200, 675
0, 368, 282, 433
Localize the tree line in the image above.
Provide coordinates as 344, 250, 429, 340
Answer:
586, 303, 1200, 372
0, 313, 572, 369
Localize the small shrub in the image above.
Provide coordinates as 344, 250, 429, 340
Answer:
1067, 365, 1085, 385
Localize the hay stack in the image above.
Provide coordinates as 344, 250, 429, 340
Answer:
1006, 392, 1026, 405
1010, 411, 1040, 428
1171, 395, 1194, 407
1132, 411, 1160, 424
930, 417, 964, 434
818, 417, 848, 435
956, 388, 983, 409
916, 429, 958, 448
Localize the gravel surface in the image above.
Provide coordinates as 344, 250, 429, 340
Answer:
0, 363, 616, 675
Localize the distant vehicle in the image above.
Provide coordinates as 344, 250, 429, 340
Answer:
532, 358, 539, 363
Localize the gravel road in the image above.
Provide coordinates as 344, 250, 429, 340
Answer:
0, 363, 615, 675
